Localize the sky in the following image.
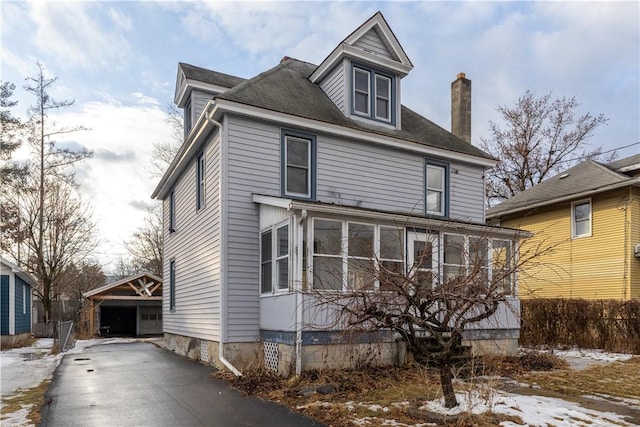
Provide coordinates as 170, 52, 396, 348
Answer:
1, 1, 639, 273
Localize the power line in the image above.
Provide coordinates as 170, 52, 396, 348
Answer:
556, 141, 639, 165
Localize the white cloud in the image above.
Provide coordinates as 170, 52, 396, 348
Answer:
27, 2, 133, 70
50, 100, 172, 271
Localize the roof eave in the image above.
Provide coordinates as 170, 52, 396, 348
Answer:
487, 177, 640, 219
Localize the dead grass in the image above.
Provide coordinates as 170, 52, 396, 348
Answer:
0, 380, 50, 426
0, 337, 38, 351
214, 352, 638, 426
515, 356, 640, 400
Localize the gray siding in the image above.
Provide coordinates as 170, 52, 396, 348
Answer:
225, 117, 281, 341
319, 62, 346, 114
317, 135, 424, 213
353, 28, 393, 59
449, 164, 485, 222
163, 130, 221, 341
192, 90, 213, 124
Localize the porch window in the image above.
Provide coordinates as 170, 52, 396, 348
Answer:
379, 226, 405, 290
281, 130, 316, 200
469, 236, 489, 281
572, 199, 591, 238
425, 160, 449, 217
443, 234, 465, 282
261, 222, 290, 294
347, 223, 375, 290
491, 240, 512, 294
312, 219, 343, 290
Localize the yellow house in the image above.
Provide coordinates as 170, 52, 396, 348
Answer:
486, 154, 640, 300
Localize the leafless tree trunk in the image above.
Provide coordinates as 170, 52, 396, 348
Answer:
124, 206, 163, 277
481, 90, 610, 206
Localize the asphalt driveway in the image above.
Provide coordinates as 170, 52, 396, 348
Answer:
40, 341, 324, 426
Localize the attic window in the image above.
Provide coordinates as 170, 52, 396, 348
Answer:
351, 63, 394, 124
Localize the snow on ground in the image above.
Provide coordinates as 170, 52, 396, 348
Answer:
1, 341, 636, 427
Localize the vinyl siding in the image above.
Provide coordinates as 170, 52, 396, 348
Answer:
163, 129, 222, 340
225, 117, 280, 341
319, 62, 346, 114
630, 186, 640, 299
502, 188, 632, 299
192, 90, 213, 126
14, 278, 30, 334
1, 275, 8, 335
353, 28, 393, 60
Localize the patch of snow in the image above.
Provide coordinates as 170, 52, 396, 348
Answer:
541, 348, 633, 370
0, 405, 33, 427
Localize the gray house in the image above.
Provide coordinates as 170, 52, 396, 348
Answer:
152, 12, 522, 375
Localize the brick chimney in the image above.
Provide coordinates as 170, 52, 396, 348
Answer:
451, 72, 471, 143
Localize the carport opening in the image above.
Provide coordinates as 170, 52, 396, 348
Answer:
100, 306, 136, 336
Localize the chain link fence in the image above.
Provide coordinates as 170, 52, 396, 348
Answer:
54, 320, 76, 352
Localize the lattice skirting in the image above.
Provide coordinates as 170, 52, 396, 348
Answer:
263, 341, 279, 372
169, 336, 177, 351
200, 340, 209, 361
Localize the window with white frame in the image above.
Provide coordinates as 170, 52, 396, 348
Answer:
352, 64, 394, 124
572, 199, 591, 238
282, 130, 316, 199
469, 236, 489, 281
443, 234, 465, 282
196, 152, 205, 210
491, 239, 512, 294
425, 161, 448, 216
311, 219, 405, 291
260, 222, 290, 294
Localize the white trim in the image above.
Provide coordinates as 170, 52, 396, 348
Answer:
571, 198, 592, 239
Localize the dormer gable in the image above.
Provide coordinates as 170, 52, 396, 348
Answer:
310, 12, 413, 130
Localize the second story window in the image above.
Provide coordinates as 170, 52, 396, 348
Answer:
352, 64, 394, 124
281, 130, 316, 200
196, 152, 205, 210
425, 160, 449, 217
572, 199, 591, 238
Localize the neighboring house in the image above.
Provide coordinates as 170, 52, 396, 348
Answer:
487, 154, 640, 300
84, 272, 163, 336
152, 12, 525, 375
1, 257, 36, 346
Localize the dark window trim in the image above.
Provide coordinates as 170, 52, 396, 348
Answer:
280, 129, 317, 200
184, 97, 192, 138
350, 63, 396, 125
196, 151, 205, 211
169, 259, 176, 311
424, 159, 450, 218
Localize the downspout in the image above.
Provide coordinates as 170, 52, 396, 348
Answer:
295, 209, 308, 375
205, 110, 243, 377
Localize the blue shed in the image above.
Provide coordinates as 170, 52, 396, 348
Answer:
1, 257, 36, 346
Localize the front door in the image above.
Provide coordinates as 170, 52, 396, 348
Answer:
407, 230, 439, 289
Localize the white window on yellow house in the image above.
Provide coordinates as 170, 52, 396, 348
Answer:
572, 199, 592, 238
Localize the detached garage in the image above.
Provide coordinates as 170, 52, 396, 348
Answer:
85, 273, 162, 337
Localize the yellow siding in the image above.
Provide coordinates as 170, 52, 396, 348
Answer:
502, 188, 632, 300
630, 187, 640, 299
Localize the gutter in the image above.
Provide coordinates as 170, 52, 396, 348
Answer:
205, 111, 243, 377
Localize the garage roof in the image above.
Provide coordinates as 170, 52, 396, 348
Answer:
84, 272, 162, 300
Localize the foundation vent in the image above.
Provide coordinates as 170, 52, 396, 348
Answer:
263, 341, 279, 372
200, 341, 209, 362
169, 336, 177, 351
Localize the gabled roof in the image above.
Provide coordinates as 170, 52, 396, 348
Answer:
216, 58, 492, 160
84, 272, 162, 299
310, 11, 413, 83
606, 153, 640, 174
487, 158, 640, 218
0, 257, 37, 288
174, 62, 246, 106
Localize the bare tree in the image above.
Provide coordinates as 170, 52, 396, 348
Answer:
59, 260, 106, 302
1, 81, 27, 185
18, 177, 98, 322
310, 224, 551, 408
4, 62, 95, 322
124, 206, 163, 277
481, 90, 610, 206
149, 103, 183, 179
